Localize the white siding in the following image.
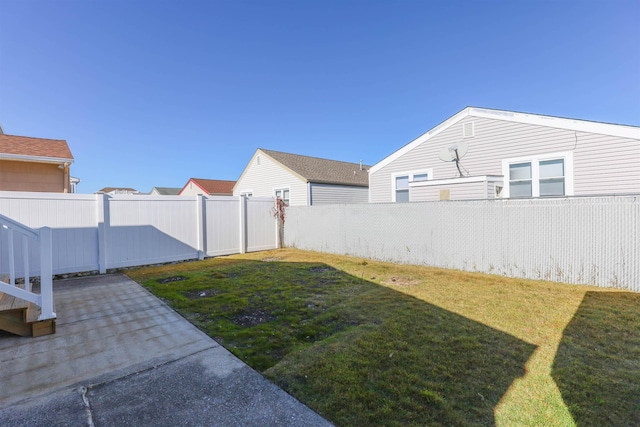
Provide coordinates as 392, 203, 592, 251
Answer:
180, 182, 204, 196
370, 115, 640, 203
310, 183, 368, 205
234, 151, 308, 206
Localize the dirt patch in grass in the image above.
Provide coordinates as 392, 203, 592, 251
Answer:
382, 276, 421, 288
157, 276, 188, 284
183, 288, 221, 299
233, 308, 275, 327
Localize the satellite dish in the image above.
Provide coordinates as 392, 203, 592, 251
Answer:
438, 141, 468, 177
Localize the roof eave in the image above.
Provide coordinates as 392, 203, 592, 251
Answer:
0, 153, 75, 164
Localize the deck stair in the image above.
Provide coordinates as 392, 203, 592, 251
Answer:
0, 291, 56, 337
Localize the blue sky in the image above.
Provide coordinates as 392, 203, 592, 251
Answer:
1, 0, 638, 194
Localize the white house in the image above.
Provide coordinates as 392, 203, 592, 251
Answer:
233, 148, 370, 206
369, 107, 640, 203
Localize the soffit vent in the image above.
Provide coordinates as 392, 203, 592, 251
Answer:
463, 122, 475, 138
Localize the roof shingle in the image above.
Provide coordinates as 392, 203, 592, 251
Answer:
0, 134, 74, 161
186, 178, 236, 195
260, 149, 370, 186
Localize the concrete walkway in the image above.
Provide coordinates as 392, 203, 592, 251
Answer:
0, 274, 333, 426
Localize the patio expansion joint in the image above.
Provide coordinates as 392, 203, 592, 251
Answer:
78, 345, 217, 394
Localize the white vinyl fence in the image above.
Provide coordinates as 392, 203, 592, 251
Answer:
284, 196, 640, 292
0, 192, 277, 276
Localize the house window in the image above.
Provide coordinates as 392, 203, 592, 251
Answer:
509, 162, 533, 197
392, 169, 433, 202
275, 188, 290, 205
539, 159, 565, 196
395, 176, 409, 202
502, 152, 573, 198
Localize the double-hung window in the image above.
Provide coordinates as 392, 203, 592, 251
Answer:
274, 188, 290, 205
392, 169, 433, 202
503, 152, 573, 198
395, 176, 409, 202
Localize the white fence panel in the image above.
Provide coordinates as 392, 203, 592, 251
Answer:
0, 192, 278, 276
0, 193, 99, 275
106, 195, 200, 269
246, 197, 278, 252
284, 196, 640, 292
205, 196, 241, 256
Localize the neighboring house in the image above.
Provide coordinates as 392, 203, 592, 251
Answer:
0, 133, 74, 193
97, 187, 140, 195
233, 148, 370, 206
369, 107, 640, 203
179, 178, 236, 196
70, 176, 80, 193
149, 187, 181, 196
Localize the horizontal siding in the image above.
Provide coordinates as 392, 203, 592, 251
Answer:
411, 181, 490, 201
370, 116, 640, 202
234, 152, 308, 206
310, 184, 368, 205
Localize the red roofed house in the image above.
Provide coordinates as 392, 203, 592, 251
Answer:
0, 131, 75, 193
179, 178, 236, 196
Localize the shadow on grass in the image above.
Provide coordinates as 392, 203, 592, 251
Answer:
136, 260, 537, 427
551, 291, 640, 426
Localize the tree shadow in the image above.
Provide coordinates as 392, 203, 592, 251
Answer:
551, 291, 640, 426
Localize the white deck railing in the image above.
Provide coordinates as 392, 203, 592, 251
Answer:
0, 214, 55, 320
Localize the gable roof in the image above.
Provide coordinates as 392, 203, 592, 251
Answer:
151, 187, 181, 195
181, 178, 236, 195
97, 187, 139, 194
370, 106, 640, 174
0, 134, 74, 163
259, 149, 370, 187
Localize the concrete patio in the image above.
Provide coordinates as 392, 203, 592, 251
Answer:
0, 274, 332, 426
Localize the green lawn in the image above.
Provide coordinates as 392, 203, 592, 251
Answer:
127, 248, 639, 427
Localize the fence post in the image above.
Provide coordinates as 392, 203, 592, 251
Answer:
239, 196, 247, 254
97, 193, 109, 274
38, 226, 56, 320
196, 195, 206, 260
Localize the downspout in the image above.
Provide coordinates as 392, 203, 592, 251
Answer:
307, 182, 312, 206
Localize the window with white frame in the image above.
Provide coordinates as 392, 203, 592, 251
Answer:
395, 176, 409, 202
274, 188, 290, 205
392, 169, 433, 202
502, 152, 573, 198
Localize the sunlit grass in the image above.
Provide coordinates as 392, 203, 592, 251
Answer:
127, 248, 639, 427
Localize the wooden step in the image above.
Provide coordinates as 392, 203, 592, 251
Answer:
0, 293, 56, 337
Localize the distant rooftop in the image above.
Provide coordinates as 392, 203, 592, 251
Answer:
260, 149, 370, 187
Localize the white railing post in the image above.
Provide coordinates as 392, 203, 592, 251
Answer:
38, 226, 56, 320
8, 228, 15, 285
22, 234, 31, 292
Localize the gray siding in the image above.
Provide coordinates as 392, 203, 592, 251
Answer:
410, 178, 498, 201
309, 183, 368, 205
233, 152, 309, 206
370, 115, 640, 203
